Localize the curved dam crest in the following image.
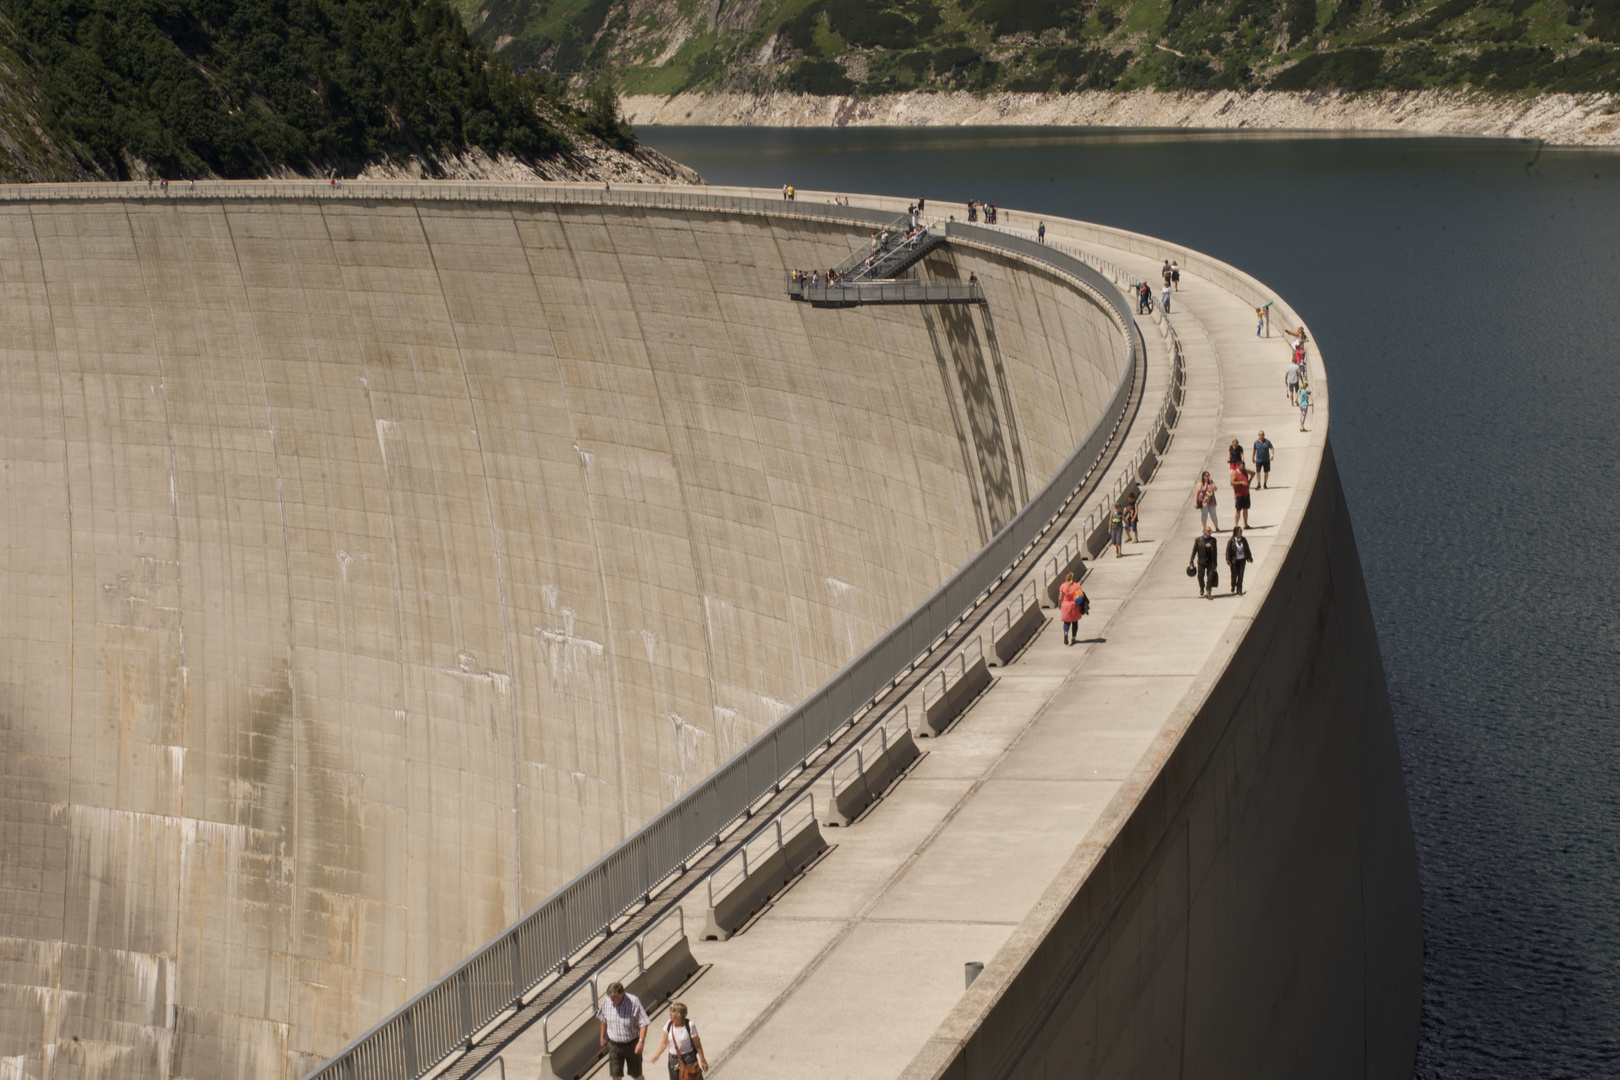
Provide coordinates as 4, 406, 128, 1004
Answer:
0, 190, 1134, 1078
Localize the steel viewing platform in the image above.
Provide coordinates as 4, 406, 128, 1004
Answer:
785, 277, 986, 307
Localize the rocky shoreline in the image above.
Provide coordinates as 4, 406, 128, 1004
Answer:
623, 89, 1620, 146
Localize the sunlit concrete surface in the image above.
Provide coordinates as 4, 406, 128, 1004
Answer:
0, 185, 1135, 1080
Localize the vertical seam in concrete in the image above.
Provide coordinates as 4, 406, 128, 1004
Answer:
767, 216, 875, 691
219, 199, 304, 1032
506, 201, 616, 889
610, 205, 726, 813
546, 206, 632, 840
409, 200, 526, 916
674, 207, 784, 758
118, 199, 193, 996
27, 205, 77, 958
315, 197, 414, 1001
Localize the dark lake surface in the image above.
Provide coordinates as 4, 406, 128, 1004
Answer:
641, 127, 1620, 1078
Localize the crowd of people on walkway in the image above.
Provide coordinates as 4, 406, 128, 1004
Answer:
1186, 432, 1268, 599
1284, 326, 1313, 432
966, 199, 999, 223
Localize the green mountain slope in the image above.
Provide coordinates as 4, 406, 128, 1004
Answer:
462, 0, 1620, 98
0, 0, 652, 181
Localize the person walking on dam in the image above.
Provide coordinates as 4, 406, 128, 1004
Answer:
1125, 491, 1140, 543
1253, 431, 1274, 489
1161, 281, 1172, 314
1059, 572, 1087, 645
1298, 383, 1312, 432
1109, 505, 1125, 557
1189, 525, 1219, 599
1285, 359, 1302, 404
651, 1002, 708, 1080
1038, 221, 1046, 243
598, 982, 650, 1080
1230, 461, 1254, 531
1194, 471, 1220, 533
1226, 526, 1254, 595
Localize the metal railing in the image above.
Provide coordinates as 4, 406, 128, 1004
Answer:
920, 637, 988, 717
826, 705, 914, 809
282, 187, 1137, 1080
536, 908, 688, 1059
990, 580, 1040, 643
832, 213, 913, 276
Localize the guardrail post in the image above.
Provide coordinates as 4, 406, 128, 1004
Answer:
460, 969, 474, 1049
402, 1010, 418, 1079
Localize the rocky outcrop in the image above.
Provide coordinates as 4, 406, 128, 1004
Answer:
623, 88, 1620, 146
346, 142, 702, 184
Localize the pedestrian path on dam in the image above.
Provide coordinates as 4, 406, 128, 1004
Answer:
479, 198, 1416, 1080
0, 181, 1418, 1080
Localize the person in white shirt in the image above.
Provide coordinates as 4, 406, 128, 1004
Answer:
651, 1001, 709, 1079
598, 982, 650, 1079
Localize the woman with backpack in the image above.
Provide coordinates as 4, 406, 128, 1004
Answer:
1058, 572, 1088, 646
651, 1002, 707, 1080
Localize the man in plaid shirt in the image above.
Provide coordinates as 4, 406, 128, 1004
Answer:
597, 981, 650, 1078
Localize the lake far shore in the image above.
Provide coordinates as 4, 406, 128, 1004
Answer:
623, 88, 1620, 146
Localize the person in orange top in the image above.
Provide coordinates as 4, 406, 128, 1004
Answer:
1058, 572, 1087, 646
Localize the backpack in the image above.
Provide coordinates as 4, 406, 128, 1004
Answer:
1079, 593, 1091, 616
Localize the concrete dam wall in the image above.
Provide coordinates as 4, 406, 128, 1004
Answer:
0, 190, 1129, 1079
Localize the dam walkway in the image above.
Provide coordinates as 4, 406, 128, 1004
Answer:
481, 209, 1333, 1080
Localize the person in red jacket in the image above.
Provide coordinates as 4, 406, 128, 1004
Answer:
1058, 572, 1087, 646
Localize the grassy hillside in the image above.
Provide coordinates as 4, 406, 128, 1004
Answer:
0, 0, 641, 181
462, 0, 1620, 98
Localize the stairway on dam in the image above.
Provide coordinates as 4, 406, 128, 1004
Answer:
0, 183, 1418, 1080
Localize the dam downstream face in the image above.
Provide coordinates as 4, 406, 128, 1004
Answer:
0, 194, 1128, 1078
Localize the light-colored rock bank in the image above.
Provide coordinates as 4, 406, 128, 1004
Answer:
624, 88, 1620, 145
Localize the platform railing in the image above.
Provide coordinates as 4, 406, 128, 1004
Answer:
292, 190, 1137, 1080
786, 276, 985, 307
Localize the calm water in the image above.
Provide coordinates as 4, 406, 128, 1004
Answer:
641, 127, 1620, 1077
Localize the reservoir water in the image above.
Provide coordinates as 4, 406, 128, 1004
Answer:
640, 127, 1620, 1078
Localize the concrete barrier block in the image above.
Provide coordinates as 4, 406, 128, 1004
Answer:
542, 935, 700, 1080
990, 602, 1046, 667
826, 727, 921, 827
919, 654, 992, 737
701, 819, 828, 941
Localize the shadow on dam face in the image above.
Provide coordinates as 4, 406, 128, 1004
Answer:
0, 195, 1130, 1078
